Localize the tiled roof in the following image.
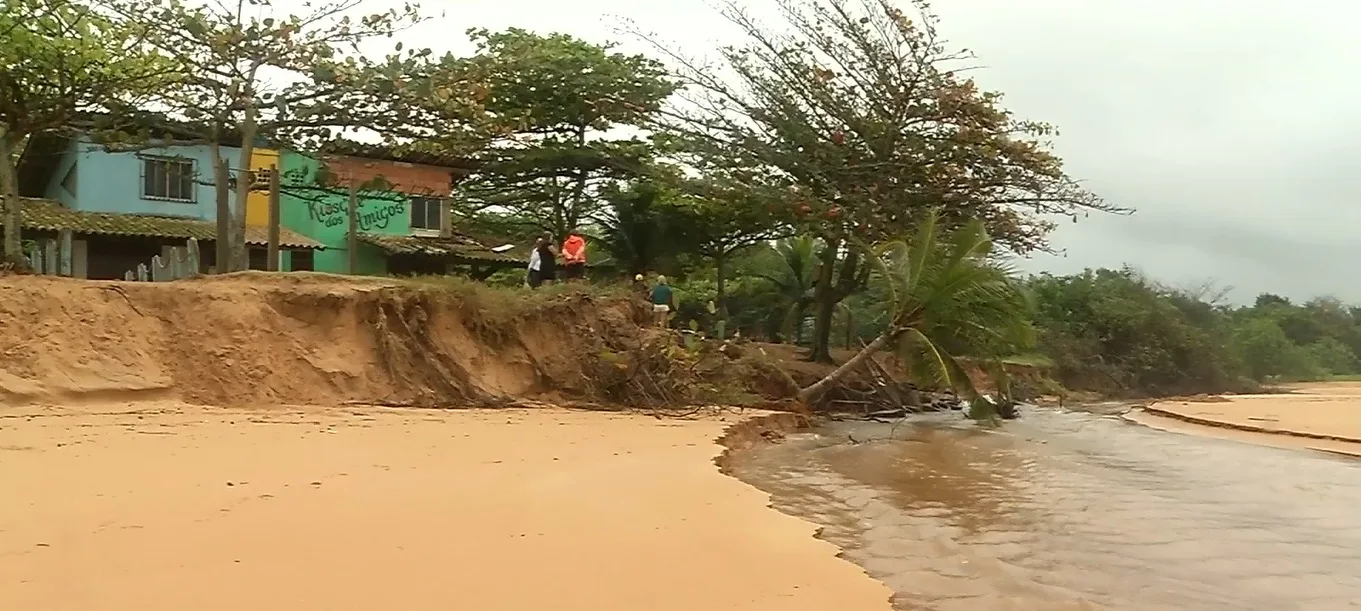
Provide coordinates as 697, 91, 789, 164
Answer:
17, 198, 324, 249
355, 232, 522, 264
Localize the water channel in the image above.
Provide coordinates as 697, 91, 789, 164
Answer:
726, 407, 1361, 610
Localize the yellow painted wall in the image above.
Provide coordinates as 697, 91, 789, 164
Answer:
245, 148, 280, 226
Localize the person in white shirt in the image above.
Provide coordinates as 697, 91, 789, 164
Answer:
526, 237, 544, 288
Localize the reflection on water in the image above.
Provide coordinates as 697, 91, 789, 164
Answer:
727, 408, 1361, 610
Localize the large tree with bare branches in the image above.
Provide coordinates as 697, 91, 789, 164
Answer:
639, 0, 1125, 362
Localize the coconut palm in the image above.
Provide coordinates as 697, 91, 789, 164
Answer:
796, 211, 1033, 417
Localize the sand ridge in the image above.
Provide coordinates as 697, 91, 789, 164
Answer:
1129, 383, 1361, 457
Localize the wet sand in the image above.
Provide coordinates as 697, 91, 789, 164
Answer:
1131, 382, 1361, 456
0, 403, 892, 611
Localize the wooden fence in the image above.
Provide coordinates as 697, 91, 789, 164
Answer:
123, 238, 202, 281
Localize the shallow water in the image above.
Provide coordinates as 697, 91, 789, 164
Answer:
727, 408, 1361, 610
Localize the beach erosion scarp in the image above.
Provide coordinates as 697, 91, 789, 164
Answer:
0, 273, 893, 611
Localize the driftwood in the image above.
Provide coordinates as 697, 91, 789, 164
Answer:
819, 345, 967, 418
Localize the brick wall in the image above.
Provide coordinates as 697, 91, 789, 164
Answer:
323, 155, 453, 197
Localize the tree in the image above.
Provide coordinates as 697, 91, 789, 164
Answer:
98, 0, 466, 271
0, 0, 174, 263
596, 177, 685, 276
796, 211, 1032, 412
666, 172, 789, 323
450, 28, 677, 239
640, 0, 1122, 361
743, 236, 822, 343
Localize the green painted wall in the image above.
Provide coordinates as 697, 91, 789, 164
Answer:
280, 151, 410, 275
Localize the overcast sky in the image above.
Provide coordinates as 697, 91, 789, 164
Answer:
368, 0, 1361, 304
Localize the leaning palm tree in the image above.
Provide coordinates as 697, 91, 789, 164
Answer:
796, 211, 1032, 418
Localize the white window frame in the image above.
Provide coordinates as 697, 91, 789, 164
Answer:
140, 155, 197, 203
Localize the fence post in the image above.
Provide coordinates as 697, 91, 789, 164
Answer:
170, 247, 185, 279
26, 242, 41, 274
186, 238, 201, 277
42, 239, 57, 275
58, 230, 73, 277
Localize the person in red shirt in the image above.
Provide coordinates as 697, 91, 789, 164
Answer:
561, 233, 587, 281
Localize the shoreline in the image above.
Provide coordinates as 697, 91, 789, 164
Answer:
1123, 385, 1361, 458
0, 402, 894, 610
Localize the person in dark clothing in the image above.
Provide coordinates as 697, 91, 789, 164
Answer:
536, 232, 557, 286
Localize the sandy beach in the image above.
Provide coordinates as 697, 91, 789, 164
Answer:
0, 403, 892, 611
1129, 382, 1361, 456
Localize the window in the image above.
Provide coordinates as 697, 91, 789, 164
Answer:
248, 247, 269, 271
141, 156, 196, 202
291, 249, 315, 272
410, 197, 442, 231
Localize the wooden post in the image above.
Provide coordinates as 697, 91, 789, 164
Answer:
347, 181, 359, 274
266, 165, 281, 271
58, 229, 73, 277
439, 198, 452, 238
214, 158, 231, 273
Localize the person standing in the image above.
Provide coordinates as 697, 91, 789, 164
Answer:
650, 275, 675, 328
526, 236, 544, 288
561, 233, 587, 281
536, 231, 558, 286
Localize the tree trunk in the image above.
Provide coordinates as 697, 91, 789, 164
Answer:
797, 327, 901, 405
213, 154, 230, 273
844, 308, 854, 349
566, 123, 588, 236
714, 249, 728, 324
231, 108, 258, 272
808, 237, 840, 362
0, 129, 22, 262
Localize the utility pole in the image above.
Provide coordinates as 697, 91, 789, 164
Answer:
266, 165, 281, 271
347, 180, 359, 274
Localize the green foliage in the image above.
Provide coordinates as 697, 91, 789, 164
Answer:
451, 28, 677, 238
640, 0, 1123, 361
595, 177, 695, 276
798, 210, 1032, 415
0, 0, 176, 257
